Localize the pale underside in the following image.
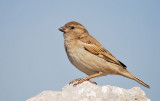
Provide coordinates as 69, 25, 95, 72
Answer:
65, 40, 122, 76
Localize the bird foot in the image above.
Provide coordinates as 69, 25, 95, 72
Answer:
69, 78, 97, 86
69, 78, 81, 85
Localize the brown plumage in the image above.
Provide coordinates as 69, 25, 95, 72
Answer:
59, 21, 150, 88
81, 36, 127, 69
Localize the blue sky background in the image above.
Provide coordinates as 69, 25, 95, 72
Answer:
0, 0, 160, 101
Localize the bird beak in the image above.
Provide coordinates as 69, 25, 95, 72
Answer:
59, 26, 66, 33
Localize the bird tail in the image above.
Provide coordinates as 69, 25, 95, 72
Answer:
119, 69, 150, 88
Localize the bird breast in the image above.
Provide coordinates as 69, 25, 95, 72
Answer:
64, 40, 119, 75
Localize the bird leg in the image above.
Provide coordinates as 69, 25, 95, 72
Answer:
70, 72, 102, 86
87, 80, 97, 85
69, 78, 81, 85
69, 78, 97, 85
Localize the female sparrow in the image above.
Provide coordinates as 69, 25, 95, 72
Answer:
59, 21, 150, 88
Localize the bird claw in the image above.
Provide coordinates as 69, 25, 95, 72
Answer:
69, 78, 97, 87
73, 78, 87, 86
69, 78, 81, 85
88, 80, 97, 85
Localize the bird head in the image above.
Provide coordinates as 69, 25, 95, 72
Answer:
59, 21, 89, 39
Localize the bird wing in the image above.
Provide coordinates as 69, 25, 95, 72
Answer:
80, 35, 127, 69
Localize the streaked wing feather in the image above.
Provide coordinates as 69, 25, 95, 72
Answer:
80, 35, 127, 69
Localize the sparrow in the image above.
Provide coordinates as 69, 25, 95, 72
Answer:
59, 21, 150, 88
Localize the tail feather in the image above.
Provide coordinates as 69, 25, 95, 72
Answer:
133, 76, 150, 88
119, 70, 150, 88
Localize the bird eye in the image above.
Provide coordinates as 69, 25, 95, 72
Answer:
71, 26, 74, 29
